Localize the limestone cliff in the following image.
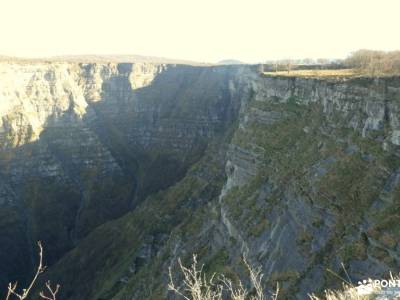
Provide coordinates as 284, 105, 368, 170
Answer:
0, 61, 243, 293
0, 62, 399, 300
217, 75, 400, 298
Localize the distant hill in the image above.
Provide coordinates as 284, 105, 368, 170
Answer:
0, 54, 209, 65
217, 59, 245, 65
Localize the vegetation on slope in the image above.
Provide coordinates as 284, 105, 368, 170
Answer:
32, 140, 228, 299
222, 86, 400, 297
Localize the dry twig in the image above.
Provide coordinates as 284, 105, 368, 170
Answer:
4, 241, 60, 300
5, 241, 45, 300
39, 281, 60, 300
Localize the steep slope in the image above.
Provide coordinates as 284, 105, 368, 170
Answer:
36, 74, 400, 299
217, 75, 400, 298
0, 62, 244, 294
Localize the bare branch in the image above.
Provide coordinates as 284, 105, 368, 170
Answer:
5, 241, 45, 300
39, 281, 60, 300
3, 241, 60, 300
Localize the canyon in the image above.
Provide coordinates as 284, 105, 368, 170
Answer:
0, 61, 399, 299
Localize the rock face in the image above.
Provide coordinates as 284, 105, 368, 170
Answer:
217, 75, 400, 298
0, 62, 243, 292
0, 62, 400, 300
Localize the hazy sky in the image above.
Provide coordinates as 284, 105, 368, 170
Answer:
1, 0, 399, 63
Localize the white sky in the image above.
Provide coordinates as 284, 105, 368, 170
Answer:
0, 0, 399, 63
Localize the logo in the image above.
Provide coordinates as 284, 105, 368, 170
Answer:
356, 278, 400, 297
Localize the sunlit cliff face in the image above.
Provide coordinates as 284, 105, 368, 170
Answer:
0, 62, 165, 149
